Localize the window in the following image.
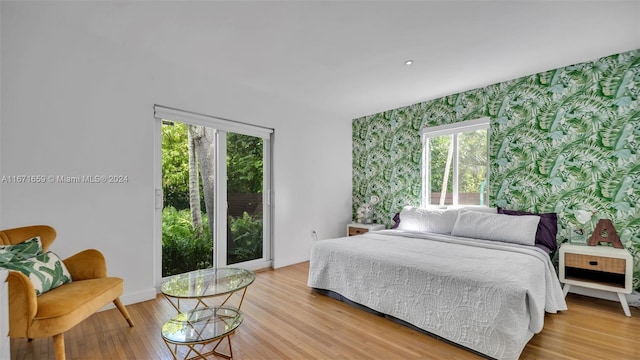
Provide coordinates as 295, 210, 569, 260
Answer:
422, 117, 489, 207
154, 105, 273, 282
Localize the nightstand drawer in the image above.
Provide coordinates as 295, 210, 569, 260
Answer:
564, 253, 626, 274
347, 223, 384, 236
348, 227, 368, 236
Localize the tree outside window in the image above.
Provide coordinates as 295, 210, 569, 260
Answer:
423, 119, 489, 206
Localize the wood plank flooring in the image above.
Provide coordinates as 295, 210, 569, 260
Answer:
10, 262, 640, 359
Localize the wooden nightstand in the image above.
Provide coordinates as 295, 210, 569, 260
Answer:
347, 223, 385, 236
559, 243, 633, 316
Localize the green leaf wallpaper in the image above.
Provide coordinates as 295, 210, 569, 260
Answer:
353, 49, 640, 288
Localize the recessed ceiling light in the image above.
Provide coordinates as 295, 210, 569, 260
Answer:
404, 60, 414, 66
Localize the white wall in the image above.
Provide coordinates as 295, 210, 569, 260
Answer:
0, 1, 3, 227
0, 2, 352, 304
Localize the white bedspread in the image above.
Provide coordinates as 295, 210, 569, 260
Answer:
307, 230, 567, 360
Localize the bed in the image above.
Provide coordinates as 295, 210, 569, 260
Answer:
307, 206, 567, 360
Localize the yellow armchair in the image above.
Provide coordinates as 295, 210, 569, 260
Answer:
0, 225, 133, 360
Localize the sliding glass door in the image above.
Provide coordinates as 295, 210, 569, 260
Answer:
155, 106, 272, 280
225, 132, 265, 264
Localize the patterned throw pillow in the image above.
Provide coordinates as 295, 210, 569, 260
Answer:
0, 237, 43, 264
0, 251, 72, 295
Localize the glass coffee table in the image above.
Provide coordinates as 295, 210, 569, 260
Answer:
161, 268, 255, 359
161, 267, 255, 312
162, 307, 242, 360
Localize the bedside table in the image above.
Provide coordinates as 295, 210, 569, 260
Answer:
559, 243, 633, 316
347, 223, 385, 236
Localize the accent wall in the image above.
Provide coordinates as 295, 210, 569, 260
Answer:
353, 49, 640, 288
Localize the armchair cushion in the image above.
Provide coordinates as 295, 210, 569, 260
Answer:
30, 277, 123, 337
1, 251, 72, 295
0, 237, 43, 263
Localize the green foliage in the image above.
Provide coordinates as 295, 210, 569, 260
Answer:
458, 129, 488, 193
428, 129, 487, 196
162, 125, 264, 208
228, 212, 263, 264
162, 123, 191, 210
429, 134, 453, 193
227, 133, 263, 193
161, 208, 264, 274
162, 206, 213, 277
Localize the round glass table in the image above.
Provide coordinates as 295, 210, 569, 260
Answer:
161, 267, 255, 312
160, 268, 255, 359
161, 307, 243, 360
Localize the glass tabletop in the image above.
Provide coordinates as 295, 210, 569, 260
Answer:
161, 307, 243, 344
161, 267, 255, 299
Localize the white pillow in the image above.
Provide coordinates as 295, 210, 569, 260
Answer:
397, 206, 459, 234
450, 210, 540, 246
448, 205, 497, 214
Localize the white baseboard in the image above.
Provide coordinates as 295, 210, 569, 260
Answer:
98, 287, 157, 312
628, 291, 640, 307
567, 286, 640, 306
121, 288, 158, 305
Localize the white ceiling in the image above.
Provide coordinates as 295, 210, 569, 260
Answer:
47, 1, 640, 119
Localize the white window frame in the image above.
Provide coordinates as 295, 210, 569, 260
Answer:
421, 117, 490, 207
153, 105, 274, 287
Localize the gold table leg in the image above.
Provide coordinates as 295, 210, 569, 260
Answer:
162, 331, 236, 360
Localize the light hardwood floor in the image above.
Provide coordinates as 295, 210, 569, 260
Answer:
10, 262, 640, 359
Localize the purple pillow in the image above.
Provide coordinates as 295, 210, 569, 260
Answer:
391, 212, 401, 229
497, 208, 558, 252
